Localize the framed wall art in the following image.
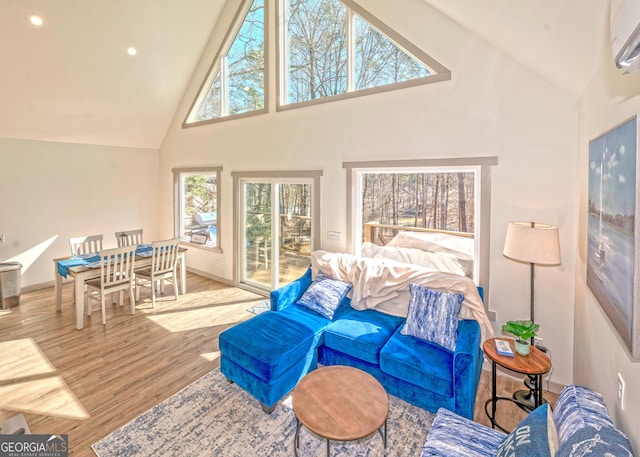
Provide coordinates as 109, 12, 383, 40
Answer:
587, 115, 640, 359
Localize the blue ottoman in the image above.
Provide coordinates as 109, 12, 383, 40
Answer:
219, 309, 326, 412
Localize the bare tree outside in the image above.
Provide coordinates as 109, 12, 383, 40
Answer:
285, 0, 431, 104
227, 0, 265, 114
184, 175, 217, 216
190, 0, 433, 120
194, 0, 265, 121
286, 0, 348, 102
361, 172, 475, 244
242, 182, 313, 287
188, 0, 437, 122
354, 16, 430, 90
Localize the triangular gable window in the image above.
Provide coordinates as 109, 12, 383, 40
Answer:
185, 0, 449, 125
185, 0, 266, 126
279, 0, 449, 109
353, 14, 431, 90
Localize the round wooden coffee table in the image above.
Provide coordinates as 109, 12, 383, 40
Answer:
292, 365, 389, 456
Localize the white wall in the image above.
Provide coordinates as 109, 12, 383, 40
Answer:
0, 138, 160, 288
577, 61, 640, 449
159, 0, 578, 386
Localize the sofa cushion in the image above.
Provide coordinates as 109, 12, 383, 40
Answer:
400, 284, 464, 351
323, 308, 404, 365
421, 408, 505, 457
555, 425, 634, 457
380, 326, 454, 396
552, 384, 614, 444
220, 349, 317, 409
219, 310, 324, 381
277, 302, 343, 345
295, 272, 352, 319
496, 403, 559, 457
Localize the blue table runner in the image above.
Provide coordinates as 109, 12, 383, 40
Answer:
57, 244, 153, 278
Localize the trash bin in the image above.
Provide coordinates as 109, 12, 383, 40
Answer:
0, 262, 22, 309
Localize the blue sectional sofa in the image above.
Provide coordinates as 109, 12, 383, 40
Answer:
421, 384, 635, 456
219, 265, 485, 418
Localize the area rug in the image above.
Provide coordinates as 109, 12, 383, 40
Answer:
246, 299, 270, 315
92, 369, 434, 457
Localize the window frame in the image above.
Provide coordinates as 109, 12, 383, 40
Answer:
276, 0, 451, 112
183, 0, 269, 127
231, 170, 322, 289
173, 166, 222, 252
344, 157, 498, 317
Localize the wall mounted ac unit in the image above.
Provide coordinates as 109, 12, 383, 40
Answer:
611, 0, 640, 73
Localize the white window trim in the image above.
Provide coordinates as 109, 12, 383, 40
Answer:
343, 157, 498, 318
183, 0, 269, 127
173, 166, 223, 253
231, 170, 322, 287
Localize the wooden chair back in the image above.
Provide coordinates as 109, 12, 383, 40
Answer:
99, 246, 137, 291
150, 238, 180, 276
115, 229, 144, 248
69, 234, 103, 256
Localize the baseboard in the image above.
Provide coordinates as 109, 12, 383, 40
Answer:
185, 266, 234, 287
21, 280, 57, 293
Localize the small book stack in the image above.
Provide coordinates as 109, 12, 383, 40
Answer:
495, 339, 514, 357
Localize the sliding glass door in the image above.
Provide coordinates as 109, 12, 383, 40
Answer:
237, 176, 318, 293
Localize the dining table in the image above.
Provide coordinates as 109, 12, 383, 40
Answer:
54, 244, 187, 330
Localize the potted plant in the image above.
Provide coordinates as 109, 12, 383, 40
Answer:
501, 320, 539, 356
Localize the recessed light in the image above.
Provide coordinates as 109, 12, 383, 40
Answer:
127, 47, 137, 56
28, 15, 44, 27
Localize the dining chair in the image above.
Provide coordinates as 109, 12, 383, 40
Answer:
115, 229, 144, 248
135, 237, 180, 308
85, 245, 137, 325
68, 234, 104, 303
69, 234, 103, 256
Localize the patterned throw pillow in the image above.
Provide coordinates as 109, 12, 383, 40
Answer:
295, 272, 352, 319
496, 404, 559, 457
400, 284, 464, 351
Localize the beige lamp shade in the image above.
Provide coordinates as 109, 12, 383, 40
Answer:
503, 222, 561, 265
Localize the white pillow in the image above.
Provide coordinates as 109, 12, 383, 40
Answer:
387, 231, 474, 259
361, 243, 472, 277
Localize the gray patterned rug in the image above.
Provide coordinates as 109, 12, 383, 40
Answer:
92, 369, 434, 457
246, 299, 270, 315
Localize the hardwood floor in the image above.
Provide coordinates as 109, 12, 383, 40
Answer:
474, 366, 557, 432
0, 273, 556, 456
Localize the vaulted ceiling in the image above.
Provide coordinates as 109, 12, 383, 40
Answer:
0, 0, 224, 149
0, 0, 613, 149
423, 0, 612, 97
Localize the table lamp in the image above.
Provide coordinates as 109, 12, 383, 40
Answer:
503, 221, 560, 410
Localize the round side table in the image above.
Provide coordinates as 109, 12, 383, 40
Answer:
483, 337, 552, 432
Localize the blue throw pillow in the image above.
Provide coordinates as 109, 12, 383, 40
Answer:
555, 425, 634, 457
295, 272, 352, 319
400, 284, 463, 351
496, 404, 559, 457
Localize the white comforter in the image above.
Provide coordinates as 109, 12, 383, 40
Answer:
311, 250, 494, 343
